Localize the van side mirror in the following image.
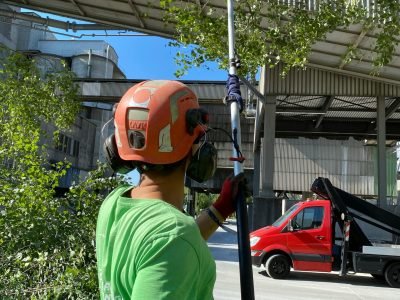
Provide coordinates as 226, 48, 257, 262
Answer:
287, 219, 294, 232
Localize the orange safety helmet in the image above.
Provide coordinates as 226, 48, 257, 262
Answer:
114, 80, 207, 165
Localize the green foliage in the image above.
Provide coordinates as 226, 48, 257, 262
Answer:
161, 0, 400, 76
0, 49, 124, 298
196, 193, 215, 213
0, 164, 123, 299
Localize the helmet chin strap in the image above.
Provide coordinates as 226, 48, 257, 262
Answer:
101, 117, 113, 140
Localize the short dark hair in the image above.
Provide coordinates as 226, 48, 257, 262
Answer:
135, 157, 187, 175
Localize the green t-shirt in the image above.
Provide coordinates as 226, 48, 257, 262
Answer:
96, 185, 216, 299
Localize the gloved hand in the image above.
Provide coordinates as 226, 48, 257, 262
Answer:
212, 173, 248, 219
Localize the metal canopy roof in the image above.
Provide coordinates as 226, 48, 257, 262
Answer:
4, 0, 400, 83
3, 0, 400, 140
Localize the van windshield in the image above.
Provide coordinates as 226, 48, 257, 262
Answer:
272, 203, 300, 227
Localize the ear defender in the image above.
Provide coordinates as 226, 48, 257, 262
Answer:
186, 141, 218, 183
103, 134, 135, 174
185, 108, 217, 183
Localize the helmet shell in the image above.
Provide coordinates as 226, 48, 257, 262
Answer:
114, 80, 205, 165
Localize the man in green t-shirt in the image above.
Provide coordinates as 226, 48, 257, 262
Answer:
98, 80, 245, 299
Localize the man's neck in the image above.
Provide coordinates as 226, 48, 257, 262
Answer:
130, 168, 185, 210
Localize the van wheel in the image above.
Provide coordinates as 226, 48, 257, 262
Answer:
385, 262, 400, 288
265, 254, 290, 279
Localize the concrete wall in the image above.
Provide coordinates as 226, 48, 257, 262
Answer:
0, 4, 19, 50
41, 116, 97, 172
72, 55, 115, 78
37, 40, 118, 64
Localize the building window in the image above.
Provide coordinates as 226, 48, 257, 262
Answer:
72, 140, 80, 157
56, 133, 79, 157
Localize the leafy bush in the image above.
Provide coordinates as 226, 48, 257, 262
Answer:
0, 48, 124, 298
196, 193, 216, 213
0, 165, 122, 299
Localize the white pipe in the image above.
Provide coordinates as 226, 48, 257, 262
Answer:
227, 0, 242, 175
105, 44, 110, 78
87, 49, 92, 78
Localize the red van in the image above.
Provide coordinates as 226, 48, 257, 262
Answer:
249, 178, 400, 288
250, 200, 333, 279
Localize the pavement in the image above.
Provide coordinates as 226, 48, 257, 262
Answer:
207, 220, 400, 300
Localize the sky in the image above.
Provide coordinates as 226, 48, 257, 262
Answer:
23, 9, 228, 81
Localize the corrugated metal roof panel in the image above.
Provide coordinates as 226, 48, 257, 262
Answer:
389, 112, 400, 120
332, 96, 376, 109
312, 41, 347, 56
276, 114, 316, 120
325, 110, 376, 119
265, 64, 400, 96
273, 137, 380, 195
277, 95, 326, 108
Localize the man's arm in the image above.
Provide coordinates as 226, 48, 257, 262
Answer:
195, 173, 246, 240
196, 205, 224, 240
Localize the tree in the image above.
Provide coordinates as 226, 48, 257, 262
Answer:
0, 48, 122, 298
161, 0, 400, 77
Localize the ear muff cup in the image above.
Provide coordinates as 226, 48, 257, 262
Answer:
186, 142, 217, 183
103, 134, 134, 174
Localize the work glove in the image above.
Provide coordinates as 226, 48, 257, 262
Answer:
212, 173, 248, 219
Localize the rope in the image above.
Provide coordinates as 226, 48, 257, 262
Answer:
225, 74, 244, 113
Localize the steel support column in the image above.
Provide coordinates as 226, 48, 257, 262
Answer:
250, 139, 261, 230
252, 142, 261, 199
252, 66, 281, 230
260, 95, 276, 198
377, 95, 387, 208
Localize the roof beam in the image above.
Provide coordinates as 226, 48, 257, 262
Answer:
0, 8, 120, 31
277, 106, 376, 114
310, 48, 400, 71
275, 119, 400, 139
69, 0, 86, 17
385, 97, 400, 120
238, 75, 266, 106
314, 95, 334, 128
128, 0, 145, 28
338, 29, 367, 69
319, 38, 400, 60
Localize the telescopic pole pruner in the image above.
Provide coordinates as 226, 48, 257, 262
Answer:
226, 1, 255, 299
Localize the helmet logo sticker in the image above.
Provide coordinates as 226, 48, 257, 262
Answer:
159, 124, 173, 152
128, 87, 157, 108
169, 90, 189, 123
128, 120, 147, 131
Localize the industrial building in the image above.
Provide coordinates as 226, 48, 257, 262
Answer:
1, 2, 400, 229
0, 3, 124, 190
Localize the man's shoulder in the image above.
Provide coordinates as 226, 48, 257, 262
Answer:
107, 184, 133, 200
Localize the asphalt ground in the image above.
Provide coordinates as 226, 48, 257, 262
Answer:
207, 220, 400, 300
